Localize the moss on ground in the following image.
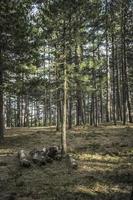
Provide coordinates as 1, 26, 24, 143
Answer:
0, 124, 133, 200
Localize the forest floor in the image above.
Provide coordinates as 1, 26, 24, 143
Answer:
0, 124, 133, 200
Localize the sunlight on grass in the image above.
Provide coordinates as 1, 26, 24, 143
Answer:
75, 182, 130, 195
75, 185, 97, 196
79, 163, 113, 173
0, 148, 14, 156
78, 153, 120, 162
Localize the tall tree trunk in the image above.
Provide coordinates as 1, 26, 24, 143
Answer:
75, 44, 84, 126
105, 0, 111, 122
122, 3, 132, 123
24, 95, 29, 127
0, 69, 5, 142
100, 84, 103, 123
110, 1, 117, 125
111, 31, 116, 125
62, 61, 67, 154
17, 95, 21, 127
90, 93, 94, 126
6, 95, 11, 127
48, 50, 52, 126
68, 94, 72, 129
56, 102, 60, 131
121, 2, 127, 125
115, 45, 122, 121
30, 101, 33, 127
82, 94, 86, 125
61, 19, 67, 154
92, 38, 98, 127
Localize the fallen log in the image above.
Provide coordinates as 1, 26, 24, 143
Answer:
46, 146, 61, 159
45, 155, 53, 163
18, 145, 62, 167
18, 150, 31, 167
29, 146, 61, 164
29, 149, 47, 165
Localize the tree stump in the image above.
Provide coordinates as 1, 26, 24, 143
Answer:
65, 154, 78, 170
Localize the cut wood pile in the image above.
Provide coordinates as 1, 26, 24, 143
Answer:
17, 146, 78, 169
18, 146, 62, 167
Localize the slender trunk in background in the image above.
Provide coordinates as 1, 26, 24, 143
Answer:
68, 94, 72, 129
100, 85, 103, 123
6, 95, 11, 127
55, 51, 61, 131
62, 60, 67, 154
82, 94, 86, 125
95, 87, 98, 127
43, 48, 47, 126
44, 90, 47, 126
115, 45, 122, 121
110, 2, 117, 125
122, 4, 132, 123
17, 95, 21, 127
87, 95, 90, 124
0, 68, 5, 142
36, 101, 40, 126
90, 93, 94, 126
68, 13, 73, 129
61, 19, 67, 154
48, 50, 52, 126
24, 95, 29, 127
43, 105, 44, 126
30, 101, 33, 127
75, 44, 84, 126
81, 94, 85, 125
13, 98, 17, 127
59, 99, 63, 128
75, 44, 80, 126
92, 39, 98, 127
121, 2, 127, 125
56, 102, 60, 131
76, 93, 80, 126
43, 103, 46, 126
56, 77, 60, 131
33, 101, 36, 127
111, 30, 116, 125
105, 0, 110, 122
20, 96, 24, 127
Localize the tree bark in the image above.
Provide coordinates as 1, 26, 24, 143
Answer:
0, 69, 5, 143
111, 31, 116, 125
62, 61, 67, 154
68, 94, 72, 129
105, 0, 111, 122
61, 18, 67, 154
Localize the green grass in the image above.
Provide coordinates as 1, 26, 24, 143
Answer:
0, 125, 133, 200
